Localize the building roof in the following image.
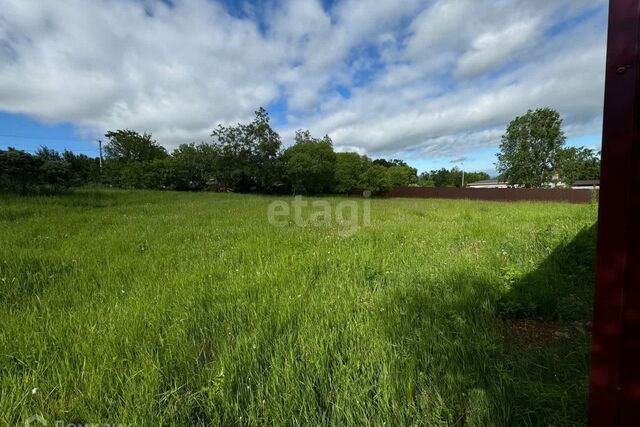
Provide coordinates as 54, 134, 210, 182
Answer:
468, 179, 504, 186
573, 180, 600, 186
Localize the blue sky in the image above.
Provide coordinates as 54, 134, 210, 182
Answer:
0, 0, 608, 175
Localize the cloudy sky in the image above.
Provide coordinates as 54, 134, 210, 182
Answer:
0, 0, 608, 174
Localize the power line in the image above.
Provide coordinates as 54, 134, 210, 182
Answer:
0, 133, 100, 154
0, 133, 97, 142
0, 145, 100, 154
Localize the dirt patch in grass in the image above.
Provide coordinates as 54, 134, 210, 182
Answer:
504, 319, 591, 346
506, 319, 559, 345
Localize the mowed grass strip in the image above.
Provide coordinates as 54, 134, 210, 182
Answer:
0, 190, 597, 425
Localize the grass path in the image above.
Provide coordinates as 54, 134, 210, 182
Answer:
0, 190, 597, 425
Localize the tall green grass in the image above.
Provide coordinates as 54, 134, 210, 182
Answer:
0, 190, 597, 425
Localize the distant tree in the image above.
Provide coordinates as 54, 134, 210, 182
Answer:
386, 165, 418, 188
360, 164, 392, 193
373, 158, 408, 168
428, 168, 452, 187
417, 172, 434, 187
35, 147, 74, 191
62, 150, 101, 184
334, 152, 371, 193
104, 130, 168, 163
35, 146, 62, 161
172, 143, 218, 190
420, 168, 489, 187
1, 147, 97, 194
102, 130, 168, 187
556, 147, 600, 186
496, 108, 566, 187
115, 157, 176, 189
464, 171, 491, 185
0, 148, 42, 194
447, 168, 490, 188
211, 107, 282, 192
283, 130, 336, 194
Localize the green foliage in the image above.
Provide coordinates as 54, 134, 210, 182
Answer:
38, 159, 74, 191
386, 165, 418, 187
556, 147, 600, 186
2, 108, 459, 195
0, 148, 43, 194
62, 150, 101, 184
283, 130, 336, 194
172, 143, 218, 190
0, 147, 81, 194
420, 168, 490, 187
102, 130, 171, 188
104, 130, 168, 163
496, 108, 566, 188
463, 171, 491, 186
427, 168, 452, 187
117, 158, 177, 190
498, 224, 597, 321
334, 152, 371, 193
0, 190, 597, 425
372, 158, 408, 168
360, 164, 392, 192
211, 107, 282, 192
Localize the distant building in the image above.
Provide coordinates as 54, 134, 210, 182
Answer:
467, 179, 509, 189
572, 180, 600, 190
466, 179, 599, 189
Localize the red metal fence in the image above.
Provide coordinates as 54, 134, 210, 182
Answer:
385, 186, 596, 204
587, 0, 640, 425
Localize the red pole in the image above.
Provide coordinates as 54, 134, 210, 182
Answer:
588, 0, 640, 425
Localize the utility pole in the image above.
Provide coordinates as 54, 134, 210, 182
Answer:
461, 169, 465, 188
98, 139, 103, 171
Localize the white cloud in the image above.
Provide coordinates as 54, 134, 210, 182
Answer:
454, 19, 540, 79
0, 0, 608, 161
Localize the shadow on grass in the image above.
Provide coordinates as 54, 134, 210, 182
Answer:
498, 223, 597, 322
378, 223, 597, 425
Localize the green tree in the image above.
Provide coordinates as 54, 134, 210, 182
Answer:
283, 130, 336, 194
556, 147, 600, 186
360, 164, 392, 193
104, 130, 168, 163
0, 148, 42, 194
428, 168, 453, 187
421, 168, 490, 187
464, 171, 491, 185
386, 165, 418, 188
35, 147, 74, 192
1, 147, 96, 194
496, 108, 566, 187
62, 150, 101, 184
102, 130, 169, 188
373, 158, 407, 168
334, 152, 371, 193
172, 143, 218, 190
211, 107, 282, 192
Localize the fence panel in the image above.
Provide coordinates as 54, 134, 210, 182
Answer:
385, 186, 595, 203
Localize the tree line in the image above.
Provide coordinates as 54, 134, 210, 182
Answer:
418, 168, 490, 188
1, 107, 598, 195
0, 108, 489, 195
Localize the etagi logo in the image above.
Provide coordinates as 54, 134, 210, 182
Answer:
267, 194, 371, 236
25, 415, 47, 426
25, 415, 130, 427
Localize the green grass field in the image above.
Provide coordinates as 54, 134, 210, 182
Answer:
0, 190, 597, 425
